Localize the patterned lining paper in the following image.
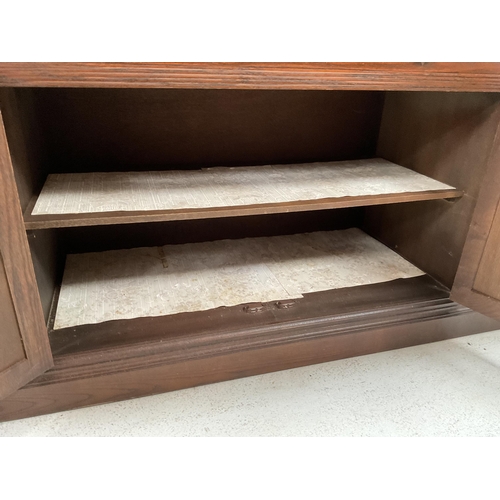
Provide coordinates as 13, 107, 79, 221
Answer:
53, 229, 425, 330
32, 159, 454, 215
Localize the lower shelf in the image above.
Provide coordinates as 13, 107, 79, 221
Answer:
1, 275, 499, 422
52, 228, 423, 330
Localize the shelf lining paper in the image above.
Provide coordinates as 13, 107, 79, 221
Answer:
53, 229, 424, 330
33, 159, 454, 215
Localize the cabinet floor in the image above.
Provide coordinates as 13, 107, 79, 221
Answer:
1, 329, 500, 437
54, 228, 422, 329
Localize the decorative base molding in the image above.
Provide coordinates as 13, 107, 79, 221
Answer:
1, 277, 498, 422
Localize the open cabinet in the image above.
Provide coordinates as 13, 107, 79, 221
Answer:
1, 63, 500, 422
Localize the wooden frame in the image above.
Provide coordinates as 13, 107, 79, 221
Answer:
1, 63, 500, 422
0, 111, 53, 400
1, 63, 500, 91
451, 112, 500, 320
1, 276, 498, 422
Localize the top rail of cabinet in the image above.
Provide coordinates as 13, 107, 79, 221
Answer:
0, 63, 500, 92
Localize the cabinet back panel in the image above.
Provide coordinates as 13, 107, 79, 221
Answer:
59, 208, 363, 255
364, 92, 500, 288
31, 88, 384, 172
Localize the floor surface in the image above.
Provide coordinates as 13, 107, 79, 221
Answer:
1, 329, 500, 437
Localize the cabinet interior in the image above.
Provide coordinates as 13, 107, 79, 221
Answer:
2, 87, 500, 357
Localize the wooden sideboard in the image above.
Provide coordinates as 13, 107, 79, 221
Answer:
1, 63, 500, 422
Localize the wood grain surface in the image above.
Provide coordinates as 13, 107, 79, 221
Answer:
2, 63, 500, 420
2, 275, 498, 422
363, 92, 500, 288
0, 63, 500, 91
48, 275, 452, 356
56, 208, 362, 254
0, 89, 46, 213
0, 111, 52, 399
30, 88, 384, 173
25, 188, 461, 230
451, 115, 500, 320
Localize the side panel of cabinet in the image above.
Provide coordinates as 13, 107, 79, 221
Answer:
452, 120, 500, 320
0, 110, 53, 399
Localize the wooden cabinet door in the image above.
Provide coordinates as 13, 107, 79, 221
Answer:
451, 125, 500, 321
0, 111, 52, 399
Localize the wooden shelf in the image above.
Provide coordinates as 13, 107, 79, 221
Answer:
24, 158, 461, 230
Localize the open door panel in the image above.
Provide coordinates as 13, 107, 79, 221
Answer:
452, 121, 500, 321
0, 111, 52, 400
